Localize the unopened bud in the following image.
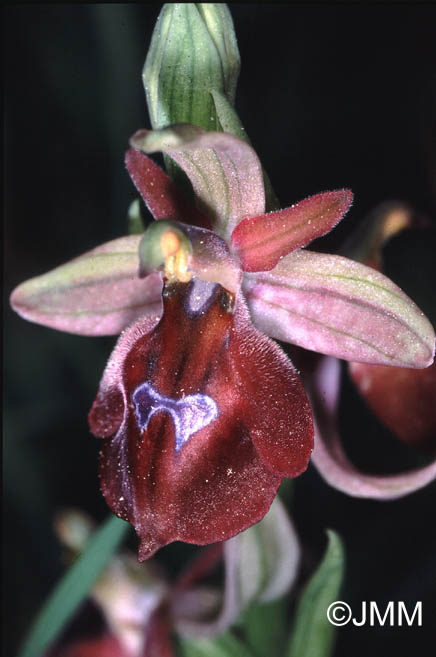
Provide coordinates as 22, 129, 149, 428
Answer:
143, 3, 240, 132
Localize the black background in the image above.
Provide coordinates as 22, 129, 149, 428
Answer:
3, 4, 436, 657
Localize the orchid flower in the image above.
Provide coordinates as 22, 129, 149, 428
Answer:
10, 123, 435, 560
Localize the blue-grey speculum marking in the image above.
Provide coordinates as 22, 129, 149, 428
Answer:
133, 382, 218, 451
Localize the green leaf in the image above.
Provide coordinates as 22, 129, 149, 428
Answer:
18, 515, 129, 657
242, 598, 288, 657
287, 530, 345, 657
179, 633, 257, 657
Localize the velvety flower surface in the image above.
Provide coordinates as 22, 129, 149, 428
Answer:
11, 125, 436, 559
90, 280, 312, 559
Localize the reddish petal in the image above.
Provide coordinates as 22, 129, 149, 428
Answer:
125, 148, 211, 229
232, 190, 353, 272
90, 281, 313, 560
349, 360, 436, 452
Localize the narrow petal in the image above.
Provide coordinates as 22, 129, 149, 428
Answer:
349, 361, 436, 452
125, 149, 211, 229
232, 190, 353, 272
10, 236, 163, 336
309, 357, 436, 499
130, 125, 265, 241
90, 281, 312, 560
244, 249, 435, 368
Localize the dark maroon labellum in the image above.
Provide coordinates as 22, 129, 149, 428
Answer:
90, 279, 313, 560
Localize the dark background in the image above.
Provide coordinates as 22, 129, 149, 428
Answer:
3, 4, 436, 657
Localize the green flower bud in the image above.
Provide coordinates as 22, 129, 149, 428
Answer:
143, 3, 240, 132
143, 3, 279, 209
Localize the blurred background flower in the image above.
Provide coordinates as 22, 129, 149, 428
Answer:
45, 498, 300, 657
